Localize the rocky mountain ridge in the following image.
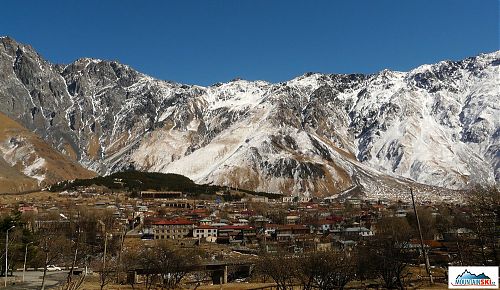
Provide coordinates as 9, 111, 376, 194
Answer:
0, 36, 498, 197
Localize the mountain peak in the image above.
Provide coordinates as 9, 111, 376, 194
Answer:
75, 57, 103, 64
0, 39, 498, 198
0, 35, 13, 41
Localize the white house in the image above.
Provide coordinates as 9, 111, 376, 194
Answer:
193, 225, 218, 239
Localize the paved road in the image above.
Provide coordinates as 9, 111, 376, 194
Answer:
4, 270, 68, 289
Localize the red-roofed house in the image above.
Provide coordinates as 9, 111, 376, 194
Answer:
149, 218, 195, 240
19, 206, 38, 214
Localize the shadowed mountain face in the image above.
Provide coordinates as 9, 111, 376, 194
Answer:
0, 36, 498, 197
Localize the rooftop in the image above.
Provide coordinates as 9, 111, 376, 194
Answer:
150, 218, 194, 226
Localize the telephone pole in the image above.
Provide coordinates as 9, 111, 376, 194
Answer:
410, 188, 433, 284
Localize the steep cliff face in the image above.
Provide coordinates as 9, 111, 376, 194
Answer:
0, 36, 498, 196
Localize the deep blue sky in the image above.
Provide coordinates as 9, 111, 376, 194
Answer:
1, 1, 498, 85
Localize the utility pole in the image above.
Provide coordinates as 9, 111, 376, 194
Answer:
116, 226, 127, 284
5, 225, 15, 287
65, 211, 81, 290
23, 242, 33, 283
98, 220, 108, 289
103, 234, 108, 277
410, 188, 433, 284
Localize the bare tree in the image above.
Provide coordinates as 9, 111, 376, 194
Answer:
137, 247, 160, 290
93, 256, 116, 290
122, 245, 142, 289
61, 212, 89, 290
298, 250, 356, 290
154, 241, 198, 289
256, 250, 298, 290
37, 233, 71, 290
359, 216, 415, 290
464, 186, 499, 265
123, 241, 200, 290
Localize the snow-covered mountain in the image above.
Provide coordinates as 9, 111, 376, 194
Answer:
0, 36, 498, 197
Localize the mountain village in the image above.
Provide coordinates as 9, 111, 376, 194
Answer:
0, 183, 497, 289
